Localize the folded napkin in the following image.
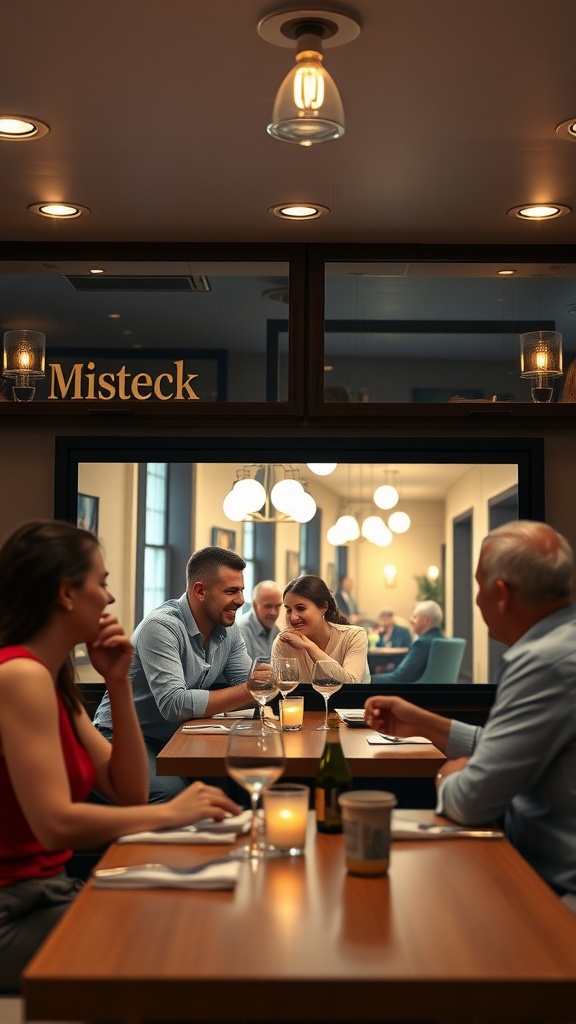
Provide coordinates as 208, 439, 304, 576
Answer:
391, 813, 504, 840
181, 724, 230, 733
117, 810, 252, 845
214, 708, 255, 719
366, 733, 432, 745
93, 859, 241, 890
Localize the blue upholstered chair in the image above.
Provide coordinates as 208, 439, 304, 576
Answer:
412, 637, 466, 684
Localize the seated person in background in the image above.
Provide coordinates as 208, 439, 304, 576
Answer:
364, 521, 576, 915
95, 546, 256, 802
559, 359, 576, 402
238, 580, 282, 661
0, 521, 240, 993
370, 600, 443, 684
375, 608, 412, 648
335, 574, 360, 623
272, 575, 370, 683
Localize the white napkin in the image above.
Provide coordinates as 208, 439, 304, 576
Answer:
366, 733, 432, 745
214, 708, 255, 719
117, 810, 252, 845
181, 724, 230, 733
391, 813, 504, 840
93, 860, 241, 890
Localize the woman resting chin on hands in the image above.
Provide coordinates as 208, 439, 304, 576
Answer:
272, 574, 370, 685
0, 519, 240, 993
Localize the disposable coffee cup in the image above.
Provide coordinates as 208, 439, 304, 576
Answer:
338, 790, 397, 876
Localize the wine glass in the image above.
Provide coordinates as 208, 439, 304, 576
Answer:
275, 656, 300, 699
246, 657, 280, 730
312, 660, 344, 731
225, 722, 286, 859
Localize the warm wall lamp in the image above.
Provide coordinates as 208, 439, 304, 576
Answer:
2, 330, 46, 401
520, 330, 563, 403
258, 8, 361, 145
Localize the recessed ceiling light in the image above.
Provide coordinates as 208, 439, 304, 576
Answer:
108, 313, 121, 319
269, 203, 330, 220
507, 204, 571, 221
0, 115, 50, 140
28, 202, 90, 219
497, 269, 516, 275
555, 118, 576, 141
90, 268, 105, 275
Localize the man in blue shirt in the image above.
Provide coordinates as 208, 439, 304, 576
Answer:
370, 600, 443, 683
238, 580, 283, 660
365, 521, 576, 911
95, 546, 254, 801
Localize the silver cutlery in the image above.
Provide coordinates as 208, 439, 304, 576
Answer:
94, 854, 241, 879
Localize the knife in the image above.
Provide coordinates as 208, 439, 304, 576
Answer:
416, 823, 504, 838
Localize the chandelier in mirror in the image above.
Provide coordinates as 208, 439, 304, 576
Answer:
223, 464, 317, 524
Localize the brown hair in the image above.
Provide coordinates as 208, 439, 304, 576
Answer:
0, 519, 100, 713
283, 574, 350, 625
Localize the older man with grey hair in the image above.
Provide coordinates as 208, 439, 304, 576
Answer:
370, 599, 444, 684
365, 521, 576, 912
238, 580, 283, 660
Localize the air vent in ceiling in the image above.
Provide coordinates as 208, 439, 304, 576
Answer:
64, 275, 211, 293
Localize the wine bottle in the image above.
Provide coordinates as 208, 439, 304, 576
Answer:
315, 728, 352, 833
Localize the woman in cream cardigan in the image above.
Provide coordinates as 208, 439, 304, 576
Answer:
272, 574, 370, 684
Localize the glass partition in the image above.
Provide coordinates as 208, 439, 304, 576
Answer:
0, 259, 291, 403
55, 437, 544, 688
323, 261, 576, 404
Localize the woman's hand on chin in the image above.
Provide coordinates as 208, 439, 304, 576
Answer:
279, 627, 308, 650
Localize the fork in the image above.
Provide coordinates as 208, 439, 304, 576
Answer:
94, 854, 241, 879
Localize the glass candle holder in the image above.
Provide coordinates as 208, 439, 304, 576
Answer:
263, 783, 310, 855
279, 695, 304, 731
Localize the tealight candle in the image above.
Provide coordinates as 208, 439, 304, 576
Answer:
263, 783, 309, 854
280, 695, 304, 731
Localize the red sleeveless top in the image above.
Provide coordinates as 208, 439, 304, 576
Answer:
0, 646, 96, 885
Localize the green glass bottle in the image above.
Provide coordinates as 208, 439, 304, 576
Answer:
315, 728, 352, 833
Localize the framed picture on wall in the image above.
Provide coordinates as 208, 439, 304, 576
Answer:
77, 493, 99, 535
211, 527, 237, 550
286, 550, 299, 583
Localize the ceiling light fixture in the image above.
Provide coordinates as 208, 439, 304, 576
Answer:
497, 269, 516, 276
555, 118, 576, 141
258, 7, 360, 145
269, 202, 330, 220
507, 204, 571, 221
28, 202, 90, 219
0, 114, 50, 140
2, 330, 46, 401
223, 464, 317, 525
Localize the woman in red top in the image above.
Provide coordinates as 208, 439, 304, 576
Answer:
0, 519, 240, 992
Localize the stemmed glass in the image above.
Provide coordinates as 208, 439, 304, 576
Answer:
312, 660, 344, 731
225, 722, 286, 859
246, 656, 280, 730
274, 656, 300, 699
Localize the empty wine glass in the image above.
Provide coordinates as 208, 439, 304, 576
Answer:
275, 656, 300, 699
312, 660, 344, 731
246, 656, 280, 730
225, 722, 286, 859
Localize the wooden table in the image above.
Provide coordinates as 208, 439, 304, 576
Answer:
23, 811, 576, 1023
156, 712, 445, 779
367, 647, 408, 675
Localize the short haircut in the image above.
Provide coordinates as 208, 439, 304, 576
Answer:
252, 580, 281, 603
413, 600, 443, 627
480, 520, 573, 603
378, 608, 394, 618
186, 546, 245, 587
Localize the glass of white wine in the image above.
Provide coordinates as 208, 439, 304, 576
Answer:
275, 656, 300, 699
225, 722, 286, 859
246, 656, 280, 730
312, 660, 344, 731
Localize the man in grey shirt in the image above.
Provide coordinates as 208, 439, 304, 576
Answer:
365, 521, 576, 911
95, 546, 254, 801
238, 580, 282, 661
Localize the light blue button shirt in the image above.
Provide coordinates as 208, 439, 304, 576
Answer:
94, 593, 252, 747
437, 604, 576, 896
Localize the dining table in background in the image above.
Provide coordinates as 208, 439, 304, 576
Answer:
367, 647, 409, 675
23, 810, 576, 1024
155, 711, 446, 779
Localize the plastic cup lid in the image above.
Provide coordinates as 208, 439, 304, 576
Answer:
338, 790, 397, 809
